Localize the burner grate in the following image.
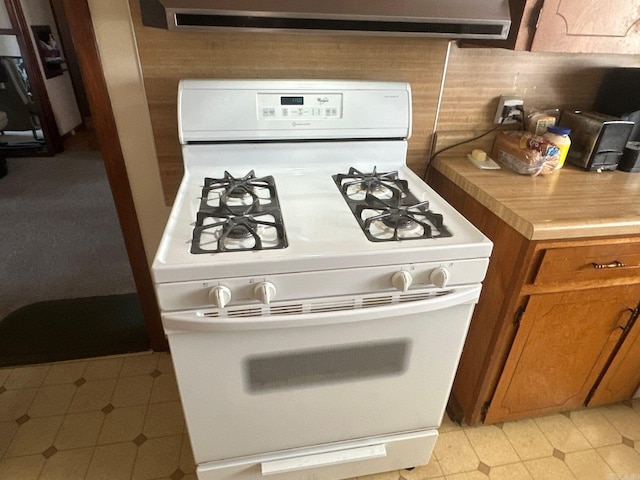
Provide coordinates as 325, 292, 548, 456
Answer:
191, 171, 287, 253
333, 167, 452, 242
334, 167, 409, 202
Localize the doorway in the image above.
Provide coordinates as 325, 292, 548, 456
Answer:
0, 0, 154, 365
0, 0, 63, 161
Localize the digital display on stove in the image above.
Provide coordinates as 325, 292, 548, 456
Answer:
281, 96, 304, 105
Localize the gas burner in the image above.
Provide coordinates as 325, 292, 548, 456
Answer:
334, 168, 452, 242
334, 167, 408, 201
358, 195, 441, 241
191, 171, 287, 253
199, 170, 276, 214
192, 213, 286, 253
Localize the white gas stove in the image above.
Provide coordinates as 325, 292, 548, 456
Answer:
152, 80, 492, 480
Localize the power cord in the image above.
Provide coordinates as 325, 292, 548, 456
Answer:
422, 112, 525, 182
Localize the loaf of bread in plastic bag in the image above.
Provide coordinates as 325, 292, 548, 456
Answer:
491, 131, 559, 175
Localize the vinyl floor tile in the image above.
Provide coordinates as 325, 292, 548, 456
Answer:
85, 442, 137, 480
43, 362, 87, 386
28, 383, 76, 417
463, 424, 520, 466
563, 449, 615, 480
523, 456, 577, 480
0, 387, 38, 422
54, 411, 104, 450
400, 459, 443, 479
97, 405, 147, 445
569, 408, 622, 448
5, 415, 64, 457
488, 462, 534, 480
533, 413, 592, 453
600, 404, 640, 441
0, 453, 45, 480
4, 365, 50, 390
501, 418, 554, 460
39, 447, 93, 480
131, 434, 182, 480
433, 430, 480, 475
596, 443, 640, 474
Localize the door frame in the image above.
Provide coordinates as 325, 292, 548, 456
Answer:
59, 0, 167, 350
2, 0, 63, 154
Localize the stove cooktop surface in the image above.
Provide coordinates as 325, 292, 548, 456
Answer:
152, 142, 492, 284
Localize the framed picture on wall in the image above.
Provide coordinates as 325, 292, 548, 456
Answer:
31, 25, 64, 79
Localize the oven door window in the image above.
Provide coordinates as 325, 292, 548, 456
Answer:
244, 340, 410, 392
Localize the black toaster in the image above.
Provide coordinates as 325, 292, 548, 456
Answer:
559, 110, 634, 171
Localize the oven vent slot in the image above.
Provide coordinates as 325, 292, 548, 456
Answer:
399, 290, 453, 302
202, 311, 219, 318
362, 296, 394, 308
270, 304, 304, 316
309, 299, 357, 314
227, 308, 263, 318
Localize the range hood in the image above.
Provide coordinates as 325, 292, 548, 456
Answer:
141, 0, 511, 39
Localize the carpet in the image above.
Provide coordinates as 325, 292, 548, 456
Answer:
0, 151, 137, 320
0, 293, 149, 367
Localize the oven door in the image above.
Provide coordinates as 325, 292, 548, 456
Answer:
163, 285, 480, 465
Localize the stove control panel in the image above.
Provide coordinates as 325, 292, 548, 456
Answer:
156, 258, 490, 312
257, 93, 343, 120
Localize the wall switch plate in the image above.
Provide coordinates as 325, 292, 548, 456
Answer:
494, 95, 524, 124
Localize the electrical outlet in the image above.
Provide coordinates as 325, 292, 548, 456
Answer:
494, 95, 524, 124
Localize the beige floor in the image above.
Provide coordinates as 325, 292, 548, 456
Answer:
1, 352, 640, 480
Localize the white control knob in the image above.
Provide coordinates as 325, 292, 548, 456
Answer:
391, 271, 413, 292
254, 281, 277, 304
209, 285, 232, 309
430, 267, 451, 288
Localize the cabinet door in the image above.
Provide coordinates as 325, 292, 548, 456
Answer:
531, 0, 640, 54
485, 285, 640, 424
588, 300, 640, 407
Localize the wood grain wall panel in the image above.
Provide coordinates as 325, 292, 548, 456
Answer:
435, 44, 640, 150
129, 0, 449, 202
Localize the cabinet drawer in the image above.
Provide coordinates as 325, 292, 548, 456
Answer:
534, 242, 640, 285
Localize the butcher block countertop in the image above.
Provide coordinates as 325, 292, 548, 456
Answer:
431, 156, 640, 241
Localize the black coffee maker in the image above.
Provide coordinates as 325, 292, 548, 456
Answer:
595, 68, 640, 172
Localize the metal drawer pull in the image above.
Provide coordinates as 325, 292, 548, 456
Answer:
591, 260, 625, 269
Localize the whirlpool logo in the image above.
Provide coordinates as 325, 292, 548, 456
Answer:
292, 122, 311, 127
316, 97, 330, 103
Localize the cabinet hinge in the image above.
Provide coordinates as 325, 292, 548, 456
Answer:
513, 305, 526, 328
481, 400, 491, 423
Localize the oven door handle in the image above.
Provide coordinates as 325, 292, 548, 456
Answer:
162, 284, 481, 332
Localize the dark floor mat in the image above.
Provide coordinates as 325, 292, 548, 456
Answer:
0, 293, 149, 367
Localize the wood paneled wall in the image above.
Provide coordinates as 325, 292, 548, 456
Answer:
129, 0, 640, 204
439, 45, 640, 131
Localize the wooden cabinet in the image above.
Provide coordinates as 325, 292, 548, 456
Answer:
485, 285, 640, 423
530, 0, 640, 54
589, 301, 640, 407
468, 0, 640, 54
428, 167, 640, 425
